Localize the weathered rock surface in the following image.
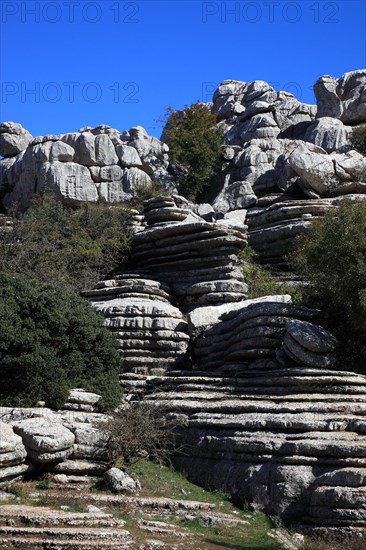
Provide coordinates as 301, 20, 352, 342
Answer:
0, 422, 28, 486
0, 124, 176, 212
209, 70, 366, 270
131, 196, 248, 311
189, 299, 321, 372
84, 274, 190, 374
0, 122, 32, 157
121, 358, 366, 533
315, 70, 366, 124
0, 389, 111, 477
246, 195, 366, 269
104, 468, 141, 494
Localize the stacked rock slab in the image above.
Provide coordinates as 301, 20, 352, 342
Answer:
279, 319, 338, 369
0, 422, 29, 486
125, 362, 366, 533
114, 295, 366, 534
83, 273, 190, 374
130, 196, 248, 311
0, 389, 110, 478
189, 299, 321, 373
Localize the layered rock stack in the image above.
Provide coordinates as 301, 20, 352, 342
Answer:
127, 349, 366, 534
0, 422, 29, 487
279, 319, 338, 369
246, 197, 335, 269
189, 298, 321, 373
0, 389, 111, 480
83, 274, 190, 374
131, 196, 248, 311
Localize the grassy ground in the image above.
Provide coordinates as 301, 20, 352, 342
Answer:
1, 461, 281, 549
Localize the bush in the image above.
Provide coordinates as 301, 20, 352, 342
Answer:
162, 102, 222, 201
350, 124, 366, 155
239, 248, 301, 301
292, 200, 366, 371
0, 195, 133, 291
0, 272, 122, 411
292, 200, 366, 331
103, 402, 182, 468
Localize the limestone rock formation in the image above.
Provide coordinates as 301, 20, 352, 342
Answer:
120, 308, 366, 534
83, 274, 190, 374
189, 299, 321, 372
246, 194, 366, 269
0, 389, 111, 478
0, 122, 32, 157
12, 420, 75, 464
130, 196, 248, 310
0, 422, 29, 487
104, 468, 141, 494
0, 124, 176, 212
314, 70, 366, 124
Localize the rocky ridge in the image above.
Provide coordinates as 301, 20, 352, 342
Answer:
0, 124, 175, 212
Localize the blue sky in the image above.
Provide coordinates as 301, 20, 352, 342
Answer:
1, 0, 365, 138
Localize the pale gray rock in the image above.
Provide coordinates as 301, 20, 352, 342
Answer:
12, 419, 75, 453
50, 459, 108, 475
104, 467, 141, 493
73, 132, 96, 166
94, 134, 119, 166
314, 75, 343, 119
188, 295, 292, 338
0, 122, 32, 157
32, 141, 74, 163
39, 161, 98, 204
0, 463, 30, 483
338, 70, 366, 125
98, 165, 124, 182
213, 180, 257, 213
0, 422, 27, 472
287, 142, 366, 196
304, 118, 351, 152
66, 389, 101, 407
315, 70, 366, 125
283, 333, 333, 368
116, 144, 142, 167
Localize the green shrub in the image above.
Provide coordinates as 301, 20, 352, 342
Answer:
239, 248, 301, 301
0, 195, 133, 292
292, 200, 366, 371
292, 200, 366, 331
162, 102, 222, 201
350, 124, 366, 155
0, 272, 122, 411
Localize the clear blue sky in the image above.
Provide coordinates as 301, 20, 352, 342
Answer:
1, 0, 365, 138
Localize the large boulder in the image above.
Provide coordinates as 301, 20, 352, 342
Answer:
314, 70, 366, 125
13, 419, 75, 463
104, 468, 141, 494
0, 122, 32, 157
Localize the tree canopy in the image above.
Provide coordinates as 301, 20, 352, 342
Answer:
0, 272, 122, 411
163, 102, 222, 201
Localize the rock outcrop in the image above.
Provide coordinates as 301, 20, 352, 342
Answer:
208, 69, 366, 268
0, 389, 111, 480
83, 273, 190, 375
131, 196, 248, 311
139, 363, 366, 534
0, 422, 29, 487
0, 124, 175, 212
